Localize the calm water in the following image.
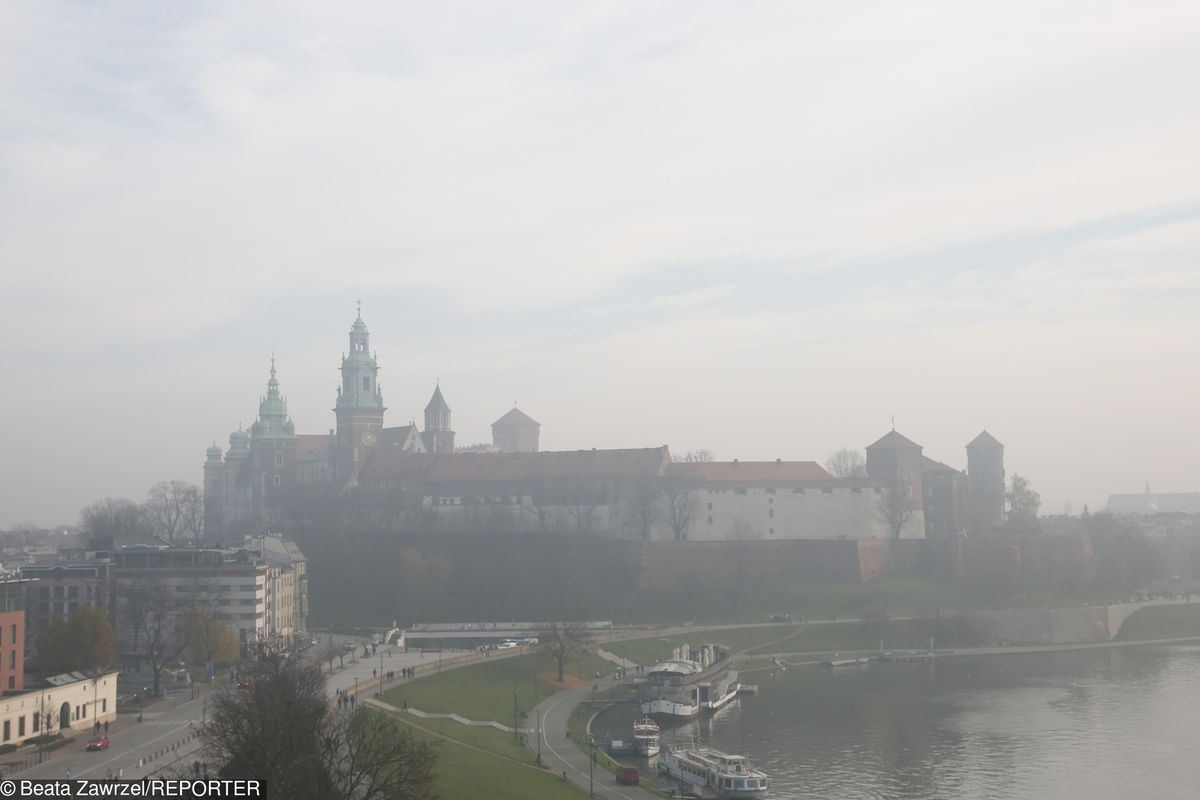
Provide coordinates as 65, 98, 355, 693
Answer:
594, 645, 1200, 799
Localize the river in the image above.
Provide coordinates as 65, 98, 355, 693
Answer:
592, 644, 1200, 799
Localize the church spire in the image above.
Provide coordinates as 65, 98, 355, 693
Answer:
251, 356, 295, 439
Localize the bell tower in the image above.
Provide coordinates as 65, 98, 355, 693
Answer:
422, 383, 455, 454
334, 303, 386, 483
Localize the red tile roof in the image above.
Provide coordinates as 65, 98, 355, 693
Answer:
668, 460, 832, 483
492, 407, 540, 427
866, 430, 923, 451
294, 434, 333, 460
362, 446, 671, 483
967, 430, 1004, 448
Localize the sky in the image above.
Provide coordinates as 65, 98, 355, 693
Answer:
1, 0, 1198, 528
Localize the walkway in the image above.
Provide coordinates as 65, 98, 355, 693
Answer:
528, 674, 663, 800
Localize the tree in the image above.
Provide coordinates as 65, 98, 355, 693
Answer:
825, 448, 868, 479
876, 487, 913, 539
631, 481, 661, 541
1003, 474, 1042, 536
202, 653, 438, 800
537, 620, 589, 683
178, 608, 237, 667
117, 576, 187, 696
146, 481, 202, 545
680, 450, 714, 463
660, 480, 700, 541
727, 519, 761, 541
80, 498, 149, 542
36, 607, 116, 675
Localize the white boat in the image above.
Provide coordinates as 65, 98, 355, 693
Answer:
632, 716, 660, 757
640, 647, 741, 719
658, 744, 769, 798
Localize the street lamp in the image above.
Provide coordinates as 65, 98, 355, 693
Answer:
588, 735, 595, 797
354, 676, 358, 703
379, 652, 384, 696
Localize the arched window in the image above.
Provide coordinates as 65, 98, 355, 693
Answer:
274, 451, 284, 467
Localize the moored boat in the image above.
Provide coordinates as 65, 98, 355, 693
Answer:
632, 716, 660, 757
658, 743, 769, 798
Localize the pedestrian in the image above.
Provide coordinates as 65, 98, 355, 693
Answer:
106, 768, 113, 781
104, 720, 109, 734
351, 694, 356, 708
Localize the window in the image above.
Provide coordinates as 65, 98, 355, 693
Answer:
735, 488, 748, 495
793, 488, 805, 494
7, 676, 13, 690
823, 487, 834, 494
68, 585, 79, 598
8, 649, 14, 669
102, 699, 107, 712
363, 376, 370, 391
82, 704, 87, 718
766, 488, 776, 494
8, 623, 14, 644
2, 720, 8, 742
769, 528, 774, 535
707, 516, 713, 524
273, 475, 282, 487
707, 502, 712, 511
33, 713, 39, 731
18, 716, 24, 736
769, 509, 775, 518
275, 451, 284, 467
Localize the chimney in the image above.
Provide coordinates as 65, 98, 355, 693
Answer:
733, 459, 738, 465
776, 458, 781, 463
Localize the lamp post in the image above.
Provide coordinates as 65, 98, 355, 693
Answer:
379, 652, 384, 696
588, 735, 595, 797
354, 676, 358, 703
536, 708, 542, 766
512, 673, 519, 744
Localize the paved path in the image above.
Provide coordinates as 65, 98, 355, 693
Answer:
528, 675, 664, 800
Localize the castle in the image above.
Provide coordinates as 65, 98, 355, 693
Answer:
203, 309, 1005, 542
202, 307, 540, 538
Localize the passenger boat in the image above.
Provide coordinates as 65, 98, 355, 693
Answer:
658, 743, 769, 797
640, 643, 741, 719
632, 716, 660, 757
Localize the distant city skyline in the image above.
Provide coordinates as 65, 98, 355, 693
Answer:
1, 1, 1197, 527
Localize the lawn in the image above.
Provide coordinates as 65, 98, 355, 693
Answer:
406, 716, 537, 764
1115, 604, 1200, 640
395, 717, 588, 800
381, 650, 616, 724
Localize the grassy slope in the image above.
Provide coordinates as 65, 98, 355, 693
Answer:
619, 575, 987, 625
397, 718, 586, 800
1116, 604, 1200, 640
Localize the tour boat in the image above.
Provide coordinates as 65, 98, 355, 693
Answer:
632, 716, 661, 757
640, 644, 741, 719
658, 743, 769, 798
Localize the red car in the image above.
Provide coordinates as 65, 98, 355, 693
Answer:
86, 736, 110, 751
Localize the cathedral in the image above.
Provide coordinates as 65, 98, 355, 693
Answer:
202, 307, 540, 538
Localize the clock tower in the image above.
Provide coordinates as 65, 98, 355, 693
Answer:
334, 303, 386, 484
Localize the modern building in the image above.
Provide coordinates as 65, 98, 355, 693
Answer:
19, 562, 111, 646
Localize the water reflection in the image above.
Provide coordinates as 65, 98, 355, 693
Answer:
592, 646, 1200, 800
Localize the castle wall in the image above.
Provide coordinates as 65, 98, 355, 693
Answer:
668, 485, 894, 541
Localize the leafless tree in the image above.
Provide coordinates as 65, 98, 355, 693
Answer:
631, 480, 661, 541
537, 620, 589, 683
201, 653, 438, 799
562, 480, 600, 534
660, 481, 700, 541
146, 481, 202, 545
680, 449, 714, 463
825, 448, 868, 479
80, 497, 149, 542
117, 576, 188, 696
727, 519, 761, 541
876, 487, 914, 539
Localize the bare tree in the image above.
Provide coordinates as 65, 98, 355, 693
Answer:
727, 519, 761, 541
631, 480, 661, 541
202, 653, 438, 800
80, 498, 149, 542
146, 481, 202, 545
680, 449, 714, 463
660, 481, 700, 541
118, 576, 188, 696
876, 487, 914, 539
537, 620, 589, 683
562, 480, 600, 534
825, 448, 868, 479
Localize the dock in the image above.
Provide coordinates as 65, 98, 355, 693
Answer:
736, 684, 758, 695
821, 657, 872, 668
879, 652, 938, 662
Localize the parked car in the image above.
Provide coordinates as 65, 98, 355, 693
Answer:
768, 613, 793, 623
616, 765, 639, 786
86, 736, 111, 751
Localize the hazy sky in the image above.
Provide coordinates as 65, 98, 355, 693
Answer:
2, 1, 1198, 528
